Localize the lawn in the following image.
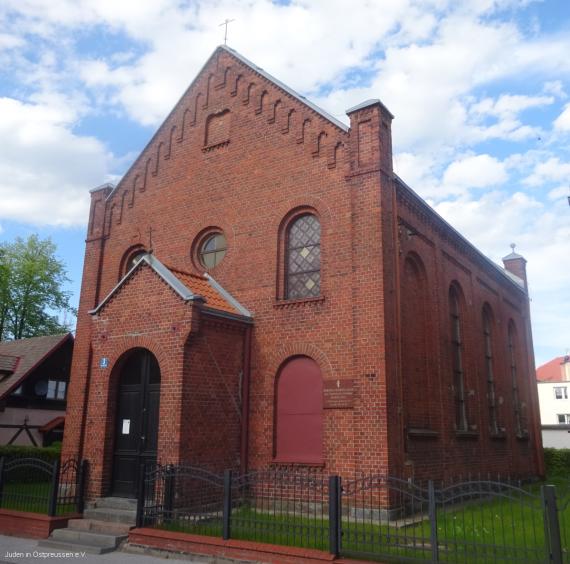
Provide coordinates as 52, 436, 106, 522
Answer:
155, 475, 570, 563
0, 481, 76, 515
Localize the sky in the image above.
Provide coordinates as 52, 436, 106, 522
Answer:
0, 0, 568, 366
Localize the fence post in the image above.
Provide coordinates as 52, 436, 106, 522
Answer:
136, 463, 146, 528
328, 475, 341, 557
48, 458, 61, 517
428, 480, 439, 562
164, 466, 175, 524
76, 459, 88, 514
0, 457, 4, 508
222, 469, 233, 540
542, 485, 563, 564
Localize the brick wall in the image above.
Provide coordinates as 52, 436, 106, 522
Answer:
62, 45, 542, 491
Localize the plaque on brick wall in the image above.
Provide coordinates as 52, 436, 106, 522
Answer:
323, 379, 355, 409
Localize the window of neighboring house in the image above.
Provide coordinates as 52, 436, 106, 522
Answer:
508, 321, 524, 435
450, 284, 468, 431
47, 380, 67, 400
286, 214, 321, 299
554, 387, 568, 400
557, 414, 570, 424
274, 356, 323, 463
483, 306, 499, 434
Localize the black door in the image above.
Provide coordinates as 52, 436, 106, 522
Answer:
112, 349, 161, 497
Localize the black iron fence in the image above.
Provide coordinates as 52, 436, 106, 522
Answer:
138, 464, 570, 563
0, 456, 87, 516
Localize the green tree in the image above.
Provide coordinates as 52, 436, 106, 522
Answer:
0, 235, 75, 340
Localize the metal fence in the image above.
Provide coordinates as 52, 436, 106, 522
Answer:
137, 465, 570, 563
0, 456, 87, 516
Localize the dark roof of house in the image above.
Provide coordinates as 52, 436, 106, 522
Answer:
537, 356, 570, 383
0, 333, 73, 400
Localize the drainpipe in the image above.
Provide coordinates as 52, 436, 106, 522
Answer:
240, 324, 252, 475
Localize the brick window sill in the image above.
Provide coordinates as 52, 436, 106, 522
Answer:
407, 428, 439, 439
273, 296, 325, 309
271, 458, 325, 467
516, 431, 530, 441
490, 431, 507, 441
455, 430, 479, 439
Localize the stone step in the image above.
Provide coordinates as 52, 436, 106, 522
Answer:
67, 518, 132, 535
83, 507, 137, 524
88, 497, 138, 511
51, 527, 127, 548
37, 539, 116, 555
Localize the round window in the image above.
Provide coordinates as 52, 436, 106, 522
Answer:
199, 233, 227, 268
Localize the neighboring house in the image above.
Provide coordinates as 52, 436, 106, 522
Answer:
62, 45, 542, 502
537, 355, 570, 448
0, 334, 73, 447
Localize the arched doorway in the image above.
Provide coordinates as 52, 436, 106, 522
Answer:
112, 348, 161, 497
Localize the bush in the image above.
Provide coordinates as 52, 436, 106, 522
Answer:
0, 444, 61, 462
544, 448, 570, 477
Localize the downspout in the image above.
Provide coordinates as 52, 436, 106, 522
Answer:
240, 324, 252, 475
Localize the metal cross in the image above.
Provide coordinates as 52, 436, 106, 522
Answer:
219, 18, 235, 45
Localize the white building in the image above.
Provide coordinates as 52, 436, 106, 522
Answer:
537, 355, 570, 448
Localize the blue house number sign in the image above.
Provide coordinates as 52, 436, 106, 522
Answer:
99, 357, 109, 369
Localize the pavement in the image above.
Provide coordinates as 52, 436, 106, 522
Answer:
0, 535, 235, 564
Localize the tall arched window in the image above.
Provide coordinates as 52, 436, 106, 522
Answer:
286, 214, 321, 299
275, 356, 323, 463
508, 321, 524, 436
482, 305, 499, 435
449, 284, 468, 431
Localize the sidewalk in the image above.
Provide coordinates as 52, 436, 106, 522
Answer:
0, 535, 224, 564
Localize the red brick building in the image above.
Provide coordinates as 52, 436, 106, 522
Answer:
62, 45, 544, 499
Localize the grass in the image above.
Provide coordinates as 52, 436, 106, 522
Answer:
0, 481, 76, 515
154, 475, 570, 563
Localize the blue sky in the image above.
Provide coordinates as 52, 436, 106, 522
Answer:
0, 0, 569, 366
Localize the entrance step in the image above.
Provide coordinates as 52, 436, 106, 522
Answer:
39, 498, 136, 554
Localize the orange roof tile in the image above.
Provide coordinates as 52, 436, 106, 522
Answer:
537, 356, 570, 382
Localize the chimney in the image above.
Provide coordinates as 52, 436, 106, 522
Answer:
345, 99, 394, 178
502, 243, 528, 291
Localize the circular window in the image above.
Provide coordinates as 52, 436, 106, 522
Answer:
199, 233, 227, 268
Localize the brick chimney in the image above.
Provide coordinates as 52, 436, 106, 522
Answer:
563, 355, 570, 382
345, 99, 394, 178
502, 244, 528, 291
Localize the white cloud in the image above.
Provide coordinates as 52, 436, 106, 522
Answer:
0, 95, 114, 226
442, 154, 508, 192
524, 157, 570, 187
554, 103, 570, 132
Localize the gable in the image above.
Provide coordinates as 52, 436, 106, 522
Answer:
103, 45, 349, 233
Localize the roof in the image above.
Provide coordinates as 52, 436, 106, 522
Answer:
90, 253, 252, 320
0, 354, 19, 374
394, 175, 527, 293
0, 333, 73, 400
537, 356, 570, 382
39, 416, 65, 433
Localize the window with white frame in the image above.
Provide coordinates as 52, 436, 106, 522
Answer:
47, 380, 67, 400
557, 414, 570, 424
554, 387, 568, 400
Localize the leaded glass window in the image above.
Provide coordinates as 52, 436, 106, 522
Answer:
286, 214, 321, 299
508, 322, 524, 435
483, 307, 498, 434
450, 285, 468, 431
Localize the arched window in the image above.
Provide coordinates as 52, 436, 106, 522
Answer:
286, 214, 321, 299
449, 284, 468, 431
508, 321, 525, 436
199, 232, 227, 268
482, 305, 499, 435
120, 247, 147, 279
275, 356, 323, 463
